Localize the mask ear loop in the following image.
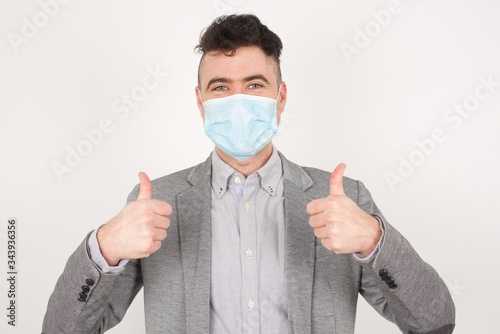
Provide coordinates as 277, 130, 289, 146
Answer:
199, 89, 205, 105
276, 83, 282, 102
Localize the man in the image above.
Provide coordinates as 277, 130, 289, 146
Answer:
43, 14, 455, 333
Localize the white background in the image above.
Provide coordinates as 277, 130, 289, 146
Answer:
1, 0, 499, 333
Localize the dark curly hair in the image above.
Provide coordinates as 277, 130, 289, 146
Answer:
196, 14, 283, 84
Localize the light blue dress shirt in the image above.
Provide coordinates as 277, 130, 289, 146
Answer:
209, 147, 288, 333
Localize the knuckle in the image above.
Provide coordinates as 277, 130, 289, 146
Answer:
153, 241, 162, 252
325, 212, 337, 223
325, 200, 338, 210
321, 239, 333, 251
141, 225, 155, 239
142, 242, 155, 255
324, 239, 341, 254
142, 214, 155, 226
138, 201, 153, 213
325, 225, 339, 239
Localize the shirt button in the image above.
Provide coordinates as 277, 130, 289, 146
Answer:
244, 202, 251, 212
245, 249, 253, 257
234, 176, 241, 184
247, 299, 255, 309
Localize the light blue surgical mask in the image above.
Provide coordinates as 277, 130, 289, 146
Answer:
203, 92, 280, 161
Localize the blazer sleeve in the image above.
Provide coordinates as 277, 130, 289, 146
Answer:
355, 180, 456, 334
42, 232, 143, 334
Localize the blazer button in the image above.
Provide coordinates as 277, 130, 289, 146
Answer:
81, 285, 90, 293
79, 292, 88, 299
77, 297, 86, 302
379, 269, 389, 278
383, 276, 395, 285
388, 283, 398, 289
85, 278, 95, 286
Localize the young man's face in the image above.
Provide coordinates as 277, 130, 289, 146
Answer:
196, 46, 287, 124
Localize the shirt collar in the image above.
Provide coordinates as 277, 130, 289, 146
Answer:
211, 146, 283, 199
211, 149, 235, 199
255, 146, 282, 196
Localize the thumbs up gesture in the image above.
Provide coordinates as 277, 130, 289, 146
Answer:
97, 172, 172, 266
306, 164, 382, 256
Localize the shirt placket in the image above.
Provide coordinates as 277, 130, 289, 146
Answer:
239, 175, 260, 334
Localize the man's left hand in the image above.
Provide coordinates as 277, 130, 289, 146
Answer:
306, 163, 382, 256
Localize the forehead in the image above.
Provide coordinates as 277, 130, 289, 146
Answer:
198, 46, 277, 86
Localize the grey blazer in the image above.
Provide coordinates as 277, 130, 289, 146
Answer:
42, 152, 455, 333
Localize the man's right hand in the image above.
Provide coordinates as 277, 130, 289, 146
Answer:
97, 172, 172, 266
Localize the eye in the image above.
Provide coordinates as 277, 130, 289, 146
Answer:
249, 83, 263, 89
212, 85, 227, 91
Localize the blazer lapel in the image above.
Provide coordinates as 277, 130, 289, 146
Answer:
177, 157, 212, 333
280, 153, 316, 333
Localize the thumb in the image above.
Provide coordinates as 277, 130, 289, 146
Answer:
137, 171, 152, 200
329, 163, 346, 197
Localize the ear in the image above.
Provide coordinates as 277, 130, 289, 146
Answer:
195, 86, 205, 119
276, 81, 287, 123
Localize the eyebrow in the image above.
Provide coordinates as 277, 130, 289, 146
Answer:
245, 75, 270, 85
205, 74, 271, 91
206, 77, 231, 90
